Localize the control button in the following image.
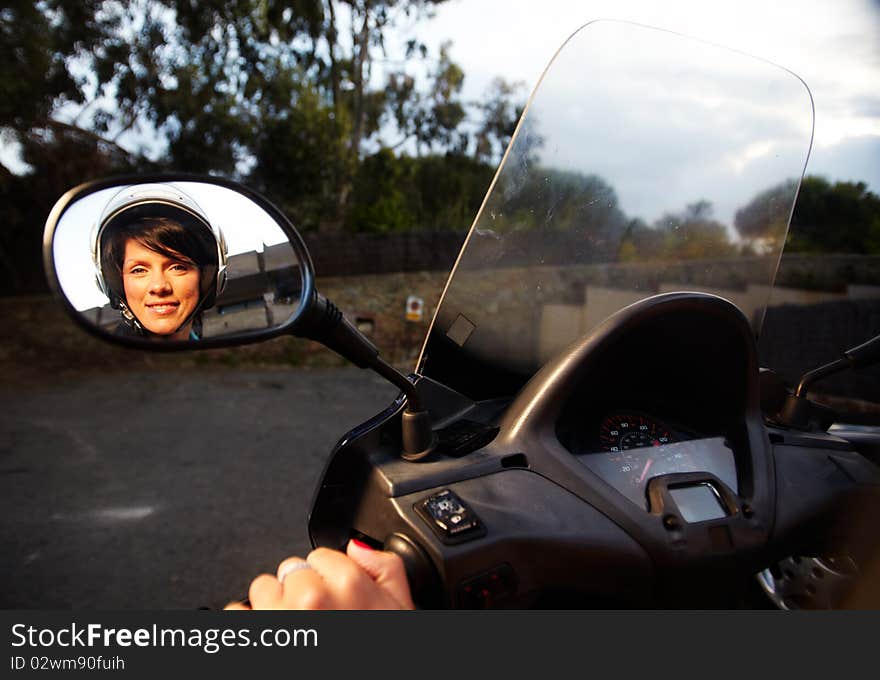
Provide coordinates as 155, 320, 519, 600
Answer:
458, 564, 517, 608
415, 489, 486, 544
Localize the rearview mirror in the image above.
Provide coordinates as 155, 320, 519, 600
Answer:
44, 174, 440, 459
43, 175, 314, 347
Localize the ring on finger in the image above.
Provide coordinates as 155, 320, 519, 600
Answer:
278, 560, 313, 584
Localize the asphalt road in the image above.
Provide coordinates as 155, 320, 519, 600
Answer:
0, 367, 398, 610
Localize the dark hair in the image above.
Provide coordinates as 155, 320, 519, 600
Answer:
99, 213, 220, 340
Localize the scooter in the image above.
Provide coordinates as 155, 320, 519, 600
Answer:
43, 21, 880, 608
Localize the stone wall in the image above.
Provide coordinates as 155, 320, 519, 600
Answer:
0, 271, 449, 384
301, 230, 880, 288
6, 252, 879, 415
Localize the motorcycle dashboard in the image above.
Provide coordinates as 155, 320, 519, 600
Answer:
562, 409, 738, 510
546, 297, 755, 519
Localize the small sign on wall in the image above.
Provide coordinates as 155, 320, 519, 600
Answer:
406, 296, 424, 322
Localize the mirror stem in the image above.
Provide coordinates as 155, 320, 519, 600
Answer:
778, 333, 880, 430
794, 333, 880, 398
299, 293, 437, 460
794, 358, 849, 398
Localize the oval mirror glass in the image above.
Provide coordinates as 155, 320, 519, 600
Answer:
47, 180, 310, 345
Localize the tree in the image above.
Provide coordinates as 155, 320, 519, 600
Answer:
151, 1, 459, 228
733, 179, 798, 252
788, 176, 880, 254
386, 42, 467, 156
0, 1, 526, 293
735, 176, 880, 255
621, 200, 736, 262
473, 77, 524, 163
348, 149, 495, 233
656, 200, 736, 260
406, 152, 494, 231
0, 2, 142, 293
248, 76, 353, 231
348, 147, 413, 232
0, 1, 114, 138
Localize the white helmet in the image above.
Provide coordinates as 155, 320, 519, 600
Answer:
92, 183, 228, 312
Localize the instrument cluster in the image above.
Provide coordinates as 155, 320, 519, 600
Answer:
562, 410, 738, 510
597, 411, 682, 453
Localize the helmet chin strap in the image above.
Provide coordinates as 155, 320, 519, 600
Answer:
118, 301, 145, 334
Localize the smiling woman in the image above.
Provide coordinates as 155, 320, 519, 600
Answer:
46, 178, 310, 347
93, 185, 227, 341
120, 232, 203, 339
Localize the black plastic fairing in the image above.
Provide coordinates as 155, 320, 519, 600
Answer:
493, 293, 776, 577
307, 374, 656, 606
308, 293, 870, 607
388, 471, 654, 608
307, 393, 405, 550
771, 444, 880, 562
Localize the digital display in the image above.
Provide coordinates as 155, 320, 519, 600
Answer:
669, 484, 728, 522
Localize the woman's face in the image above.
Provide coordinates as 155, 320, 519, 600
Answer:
122, 239, 201, 339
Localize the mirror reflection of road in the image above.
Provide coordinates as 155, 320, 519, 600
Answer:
0, 367, 398, 609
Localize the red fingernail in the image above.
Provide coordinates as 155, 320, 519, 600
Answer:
351, 538, 374, 551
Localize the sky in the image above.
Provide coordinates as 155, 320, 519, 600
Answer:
413, 0, 880, 191
410, 19, 816, 234
31, 1, 880, 333
5, 0, 876, 192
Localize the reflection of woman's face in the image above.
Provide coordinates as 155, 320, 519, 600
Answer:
122, 239, 201, 340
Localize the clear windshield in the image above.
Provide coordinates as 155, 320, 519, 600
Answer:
419, 21, 814, 399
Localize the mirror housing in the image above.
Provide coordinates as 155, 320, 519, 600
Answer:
44, 173, 437, 459
43, 174, 316, 349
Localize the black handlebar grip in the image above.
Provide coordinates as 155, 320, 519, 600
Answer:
383, 533, 444, 609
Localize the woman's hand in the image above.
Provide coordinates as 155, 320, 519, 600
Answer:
225, 539, 415, 610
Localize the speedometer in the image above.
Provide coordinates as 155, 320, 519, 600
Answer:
572, 412, 735, 510
598, 413, 676, 453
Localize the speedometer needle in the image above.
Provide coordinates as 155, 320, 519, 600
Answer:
638, 458, 654, 484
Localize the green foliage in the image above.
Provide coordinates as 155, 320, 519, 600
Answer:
247, 75, 353, 231
349, 149, 494, 233
386, 41, 467, 154
735, 176, 880, 255
407, 152, 494, 230
489, 167, 624, 235
0, 1, 109, 130
734, 179, 798, 251
349, 148, 414, 232
658, 201, 737, 259
620, 201, 737, 262
473, 77, 524, 163
788, 176, 880, 254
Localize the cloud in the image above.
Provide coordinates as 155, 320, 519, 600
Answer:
850, 96, 880, 118
806, 134, 880, 191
